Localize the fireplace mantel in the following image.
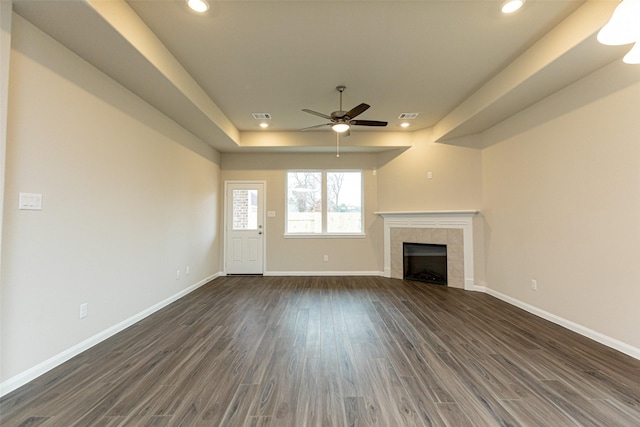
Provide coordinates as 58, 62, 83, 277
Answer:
376, 210, 478, 290
375, 210, 479, 217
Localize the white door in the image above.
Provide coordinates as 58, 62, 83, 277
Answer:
225, 182, 265, 275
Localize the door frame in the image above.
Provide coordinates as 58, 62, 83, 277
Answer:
223, 180, 267, 275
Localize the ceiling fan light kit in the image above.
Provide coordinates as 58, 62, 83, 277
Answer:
331, 122, 350, 133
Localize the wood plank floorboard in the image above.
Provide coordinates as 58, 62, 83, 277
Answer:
2, 276, 639, 426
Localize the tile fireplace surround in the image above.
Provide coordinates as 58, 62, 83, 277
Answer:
376, 211, 478, 290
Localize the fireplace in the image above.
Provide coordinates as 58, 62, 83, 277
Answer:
376, 210, 478, 290
403, 243, 447, 286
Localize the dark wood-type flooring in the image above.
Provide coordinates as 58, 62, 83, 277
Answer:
2, 276, 639, 426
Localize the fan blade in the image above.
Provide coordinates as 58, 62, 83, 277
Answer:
300, 123, 331, 131
346, 103, 370, 119
351, 120, 388, 127
302, 109, 332, 120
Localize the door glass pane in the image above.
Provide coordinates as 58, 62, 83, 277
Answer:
233, 189, 258, 230
327, 171, 362, 233
287, 172, 322, 233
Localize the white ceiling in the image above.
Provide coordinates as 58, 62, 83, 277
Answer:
12, 0, 627, 152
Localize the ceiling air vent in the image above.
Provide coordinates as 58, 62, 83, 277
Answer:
252, 113, 272, 120
398, 113, 419, 119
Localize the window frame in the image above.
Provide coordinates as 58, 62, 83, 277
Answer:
285, 169, 365, 238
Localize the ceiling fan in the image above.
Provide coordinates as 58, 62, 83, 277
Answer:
301, 86, 388, 136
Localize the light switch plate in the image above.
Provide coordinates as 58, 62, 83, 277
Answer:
19, 193, 43, 210
267, 211, 276, 217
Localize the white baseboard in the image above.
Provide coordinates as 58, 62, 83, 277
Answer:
482, 287, 640, 361
0, 272, 221, 398
264, 270, 384, 277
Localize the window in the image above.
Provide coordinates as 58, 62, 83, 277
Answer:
327, 171, 362, 233
286, 170, 363, 235
232, 189, 258, 230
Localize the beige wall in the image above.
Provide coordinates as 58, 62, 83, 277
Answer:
1, 16, 221, 384
376, 128, 483, 212
221, 152, 384, 273
482, 60, 640, 350
0, 7, 11, 376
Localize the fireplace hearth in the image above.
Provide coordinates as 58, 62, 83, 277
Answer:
403, 243, 447, 286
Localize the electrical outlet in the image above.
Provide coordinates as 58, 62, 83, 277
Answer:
176, 269, 181, 279
531, 279, 537, 291
427, 171, 433, 180
80, 303, 88, 319
323, 255, 329, 262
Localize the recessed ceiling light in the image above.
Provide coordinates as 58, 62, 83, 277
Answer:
259, 123, 269, 129
501, 0, 524, 14
400, 122, 410, 128
624, 43, 640, 65
598, 0, 640, 64
187, 0, 209, 13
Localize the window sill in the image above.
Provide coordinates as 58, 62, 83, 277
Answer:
284, 233, 367, 239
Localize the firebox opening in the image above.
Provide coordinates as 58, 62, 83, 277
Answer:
403, 243, 447, 286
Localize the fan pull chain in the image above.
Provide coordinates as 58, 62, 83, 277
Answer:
336, 133, 340, 158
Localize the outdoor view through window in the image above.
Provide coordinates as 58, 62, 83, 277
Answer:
286, 171, 363, 234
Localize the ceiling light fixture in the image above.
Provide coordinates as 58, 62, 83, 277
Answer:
331, 122, 350, 133
259, 123, 269, 129
400, 122, 410, 128
187, 0, 209, 13
597, 0, 640, 64
501, 0, 524, 14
